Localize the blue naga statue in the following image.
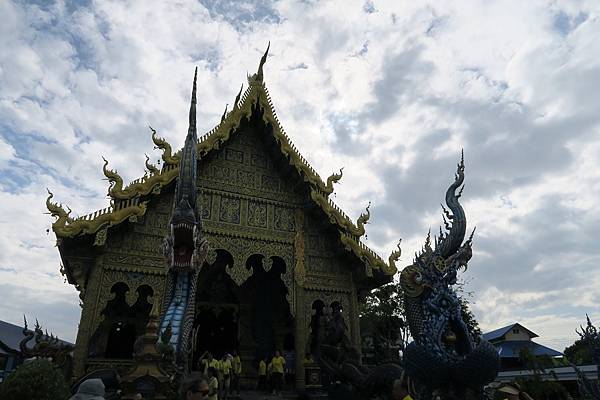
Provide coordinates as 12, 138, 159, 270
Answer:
400, 154, 500, 399
320, 154, 500, 400
159, 67, 209, 373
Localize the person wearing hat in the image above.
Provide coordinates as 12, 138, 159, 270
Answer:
69, 378, 106, 400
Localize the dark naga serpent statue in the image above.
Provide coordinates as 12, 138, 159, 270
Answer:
319, 153, 500, 400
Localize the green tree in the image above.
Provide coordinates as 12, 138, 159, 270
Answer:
359, 281, 410, 361
0, 358, 71, 400
564, 338, 593, 366
455, 279, 482, 340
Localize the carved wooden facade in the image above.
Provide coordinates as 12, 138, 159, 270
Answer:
49, 70, 396, 389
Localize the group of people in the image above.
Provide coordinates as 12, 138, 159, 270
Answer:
197, 351, 242, 400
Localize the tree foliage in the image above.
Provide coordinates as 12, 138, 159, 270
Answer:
359, 278, 482, 361
563, 338, 593, 366
0, 358, 71, 400
359, 281, 409, 361
454, 279, 482, 340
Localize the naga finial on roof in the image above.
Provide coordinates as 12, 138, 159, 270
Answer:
388, 238, 402, 270
150, 126, 179, 165
102, 156, 124, 197
233, 84, 243, 109
145, 154, 160, 175
250, 42, 270, 83
324, 167, 344, 195
221, 103, 228, 123
46, 189, 72, 225
355, 201, 371, 236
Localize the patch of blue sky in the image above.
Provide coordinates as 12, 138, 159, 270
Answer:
198, 0, 281, 31
287, 62, 309, 70
351, 41, 369, 58
191, 47, 221, 73
553, 11, 588, 37
0, 126, 95, 195
23, 1, 107, 71
363, 0, 376, 14
0, 168, 33, 193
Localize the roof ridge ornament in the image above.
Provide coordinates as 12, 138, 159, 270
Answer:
249, 42, 270, 84
221, 103, 228, 123
233, 84, 243, 109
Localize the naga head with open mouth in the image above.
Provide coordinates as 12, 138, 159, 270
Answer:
163, 67, 207, 270
400, 154, 499, 397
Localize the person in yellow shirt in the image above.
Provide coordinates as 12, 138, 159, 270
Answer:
207, 367, 219, 400
200, 353, 220, 376
270, 350, 286, 396
231, 350, 242, 396
257, 357, 267, 391
219, 354, 232, 400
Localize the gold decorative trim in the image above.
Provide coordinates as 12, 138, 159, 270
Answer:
309, 190, 369, 237
203, 225, 294, 245
47, 190, 148, 237
340, 233, 397, 276
103, 157, 179, 200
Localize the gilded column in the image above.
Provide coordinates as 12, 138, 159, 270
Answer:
350, 284, 362, 357
72, 256, 103, 379
294, 209, 306, 389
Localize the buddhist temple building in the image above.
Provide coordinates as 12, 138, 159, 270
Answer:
47, 48, 400, 390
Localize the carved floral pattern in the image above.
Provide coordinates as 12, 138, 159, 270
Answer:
274, 206, 295, 232
219, 197, 241, 224
247, 201, 267, 228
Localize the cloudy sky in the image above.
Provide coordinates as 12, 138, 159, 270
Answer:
1, 0, 599, 352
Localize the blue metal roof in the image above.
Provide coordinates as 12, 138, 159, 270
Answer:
482, 323, 538, 342
494, 340, 563, 358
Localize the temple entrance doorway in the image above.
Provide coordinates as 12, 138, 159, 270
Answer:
192, 251, 240, 367
194, 304, 238, 360
192, 250, 295, 386
242, 255, 293, 362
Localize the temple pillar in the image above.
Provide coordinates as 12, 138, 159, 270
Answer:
294, 287, 306, 390
350, 286, 362, 358
293, 209, 306, 389
72, 256, 104, 380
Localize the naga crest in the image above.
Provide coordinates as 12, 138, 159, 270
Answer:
400, 154, 499, 398
164, 67, 208, 270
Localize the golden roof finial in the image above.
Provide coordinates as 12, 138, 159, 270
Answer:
221, 103, 228, 123
233, 84, 243, 109
255, 41, 270, 82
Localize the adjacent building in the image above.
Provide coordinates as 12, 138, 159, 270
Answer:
483, 322, 563, 371
0, 319, 73, 382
